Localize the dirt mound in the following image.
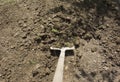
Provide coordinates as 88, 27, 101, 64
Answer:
0, 0, 120, 82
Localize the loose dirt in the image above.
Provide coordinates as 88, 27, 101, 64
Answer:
0, 0, 120, 82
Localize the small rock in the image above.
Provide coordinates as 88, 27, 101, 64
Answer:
100, 25, 106, 29
10, 45, 15, 49
102, 40, 107, 44
116, 38, 120, 45
32, 71, 39, 77
74, 37, 80, 48
18, 20, 23, 24
46, 55, 51, 59
75, 69, 81, 78
14, 32, 20, 37
46, 68, 50, 74
50, 67, 55, 72
103, 66, 109, 70
93, 60, 97, 63
24, 27, 31, 31
106, 24, 110, 27
65, 66, 68, 70
21, 32, 27, 39
102, 60, 106, 63
114, 51, 117, 54
32, 49, 35, 51
115, 7, 119, 10
83, 33, 92, 41
53, 18, 60, 22
0, 74, 2, 77
48, 17, 52, 21
116, 49, 120, 52
91, 47, 97, 52
104, 16, 109, 21
52, 14, 57, 18
23, 23, 27, 27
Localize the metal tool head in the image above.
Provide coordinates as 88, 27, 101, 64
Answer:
50, 46, 75, 56
50, 46, 75, 51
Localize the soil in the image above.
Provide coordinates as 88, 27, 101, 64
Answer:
0, 0, 120, 82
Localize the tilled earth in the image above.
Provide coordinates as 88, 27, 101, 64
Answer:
0, 0, 120, 82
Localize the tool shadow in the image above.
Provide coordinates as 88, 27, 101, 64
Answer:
50, 50, 74, 57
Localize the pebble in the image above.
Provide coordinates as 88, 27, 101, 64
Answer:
106, 24, 110, 27
10, 45, 15, 49
50, 67, 55, 72
103, 66, 109, 70
23, 23, 27, 27
48, 17, 52, 21
91, 47, 97, 52
75, 69, 81, 78
116, 49, 120, 52
65, 65, 68, 70
93, 60, 97, 63
46, 68, 50, 74
14, 32, 20, 37
115, 7, 119, 10
32, 71, 39, 77
114, 51, 117, 54
74, 40, 80, 48
40, 25, 44, 28
0, 74, 2, 77
102, 41, 107, 44
21, 32, 27, 39
84, 33, 92, 40
35, 64, 41, 69
116, 38, 120, 44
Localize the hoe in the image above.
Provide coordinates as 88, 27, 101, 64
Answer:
50, 47, 75, 82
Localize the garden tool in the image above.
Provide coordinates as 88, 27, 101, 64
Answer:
50, 47, 75, 82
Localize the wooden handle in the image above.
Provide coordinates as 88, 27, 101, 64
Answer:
53, 50, 65, 82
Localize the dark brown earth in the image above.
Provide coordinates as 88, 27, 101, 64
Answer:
0, 0, 120, 82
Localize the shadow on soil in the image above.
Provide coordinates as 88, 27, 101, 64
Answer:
50, 50, 74, 56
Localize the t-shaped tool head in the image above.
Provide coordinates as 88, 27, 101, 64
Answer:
50, 46, 75, 51
50, 46, 75, 82
50, 46, 75, 56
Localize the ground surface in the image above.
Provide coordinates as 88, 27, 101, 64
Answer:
0, 0, 120, 82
